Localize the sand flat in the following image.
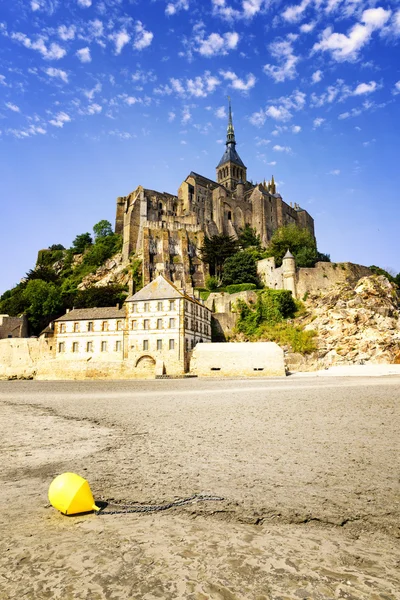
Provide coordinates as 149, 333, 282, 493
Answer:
0, 377, 399, 599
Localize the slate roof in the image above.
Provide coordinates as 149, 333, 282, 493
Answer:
55, 307, 126, 322
126, 275, 184, 302
217, 144, 246, 168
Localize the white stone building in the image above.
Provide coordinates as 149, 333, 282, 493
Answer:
52, 275, 212, 377
54, 306, 126, 362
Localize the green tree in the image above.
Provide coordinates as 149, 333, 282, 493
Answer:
238, 225, 261, 249
26, 265, 59, 283
71, 232, 93, 254
368, 265, 396, 283
200, 234, 239, 278
93, 220, 113, 240
222, 249, 260, 286
74, 285, 127, 309
265, 224, 329, 268
22, 280, 63, 334
0, 284, 29, 317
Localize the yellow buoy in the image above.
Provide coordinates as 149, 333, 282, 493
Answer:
48, 473, 100, 515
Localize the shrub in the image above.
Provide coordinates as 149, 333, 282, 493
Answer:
225, 283, 257, 294
222, 248, 260, 286
205, 276, 219, 291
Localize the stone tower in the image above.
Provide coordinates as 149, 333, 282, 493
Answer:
216, 99, 247, 191
282, 249, 297, 297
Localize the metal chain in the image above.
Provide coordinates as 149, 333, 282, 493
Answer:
96, 493, 224, 516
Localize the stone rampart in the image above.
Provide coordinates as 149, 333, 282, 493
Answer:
0, 339, 42, 379
295, 262, 372, 298
190, 342, 285, 377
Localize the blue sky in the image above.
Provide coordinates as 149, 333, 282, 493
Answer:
1, 0, 400, 294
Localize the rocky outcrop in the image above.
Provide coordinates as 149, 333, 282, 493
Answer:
78, 253, 130, 290
287, 275, 400, 371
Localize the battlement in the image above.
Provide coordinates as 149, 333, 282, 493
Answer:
143, 221, 202, 233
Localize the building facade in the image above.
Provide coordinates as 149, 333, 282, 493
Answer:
115, 100, 315, 291
52, 276, 211, 377
0, 314, 28, 339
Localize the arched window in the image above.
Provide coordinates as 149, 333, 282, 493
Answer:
228, 211, 232, 220
159, 202, 163, 211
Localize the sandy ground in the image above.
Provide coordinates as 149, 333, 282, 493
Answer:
0, 377, 399, 600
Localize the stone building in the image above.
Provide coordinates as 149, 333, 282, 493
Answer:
115, 100, 314, 291
0, 314, 28, 339
51, 275, 211, 377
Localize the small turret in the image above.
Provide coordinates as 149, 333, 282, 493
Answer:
270, 175, 276, 195
282, 249, 297, 298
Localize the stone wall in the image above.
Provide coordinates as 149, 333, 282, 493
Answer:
0, 338, 46, 379
0, 314, 28, 339
257, 259, 372, 299
190, 342, 286, 377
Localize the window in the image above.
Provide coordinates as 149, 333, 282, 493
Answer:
58, 342, 65, 353
143, 340, 149, 351
185, 317, 188, 328
185, 338, 189, 351
131, 320, 137, 330
60, 323, 66, 333
169, 339, 175, 350
72, 342, 79, 353
117, 320, 123, 331
74, 322, 80, 333
132, 303, 137, 312
144, 319, 150, 330
169, 300, 176, 311
191, 339, 195, 349
102, 321, 108, 332
88, 322, 93, 332
87, 341, 93, 352
116, 340, 122, 352
157, 318, 163, 329
157, 301, 163, 311
101, 341, 107, 352
157, 339, 162, 350
169, 318, 176, 329
144, 302, 150, 312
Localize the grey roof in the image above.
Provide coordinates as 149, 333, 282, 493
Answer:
126, 275, 184, 302
55, 307, 126, 322
188, 172, 223, 189
283, 249, 294, 259
217, 144, 246, 168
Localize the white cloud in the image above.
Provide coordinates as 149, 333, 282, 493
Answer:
311, 69, 323, 84
212, 0, 266, 21
182, 106, 191, 124
84, 82, 101, 100
0, 75, 6, 86
166, 0, 189, 16
87, 103, 102, 114
88, 19, 104, 39
292, 125, 301, 133
310, 79, 350, 107
268, 161, 277, 166
273, 144, 292, 153
5, 102, 20, 112
282, 0, 311, 23
264, 39, 299, 83
220, 70, 256, 91
124, 96, 140, 105
328, 169, 340, 175
363, 138, 376, 147
353, 80, 377, 95
11, 32, 66, 60
393, 81, 400, 95
255, 137, 270, 146
215, 106, 227, 119
250, 90, 305, 126
133, 21, 153, 51
49, 111, 71, 127
77, 0, 92, 7
76, 47, 91, 63
196, 31, 239, 57
109, 30, 130, 55
313, 7, 392, 62
300, 21, 315, 33
168, 111, 176, 122
58, 25, 76, 41
242, 0, 264, 18
313, 117, 325, 128
45, 67, 68, 83
154, 72, 221, 98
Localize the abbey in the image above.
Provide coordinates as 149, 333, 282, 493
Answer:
115, 102, 315, 291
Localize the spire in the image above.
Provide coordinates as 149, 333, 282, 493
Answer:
270, 174, 276, 194
226, 96, 236, 146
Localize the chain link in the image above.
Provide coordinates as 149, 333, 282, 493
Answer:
96, 494, 224, 516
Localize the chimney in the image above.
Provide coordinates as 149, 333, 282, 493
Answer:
66, 308, 70, 314
116, 303, 120, 309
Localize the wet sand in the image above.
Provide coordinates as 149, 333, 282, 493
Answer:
0, 377, 399, 599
